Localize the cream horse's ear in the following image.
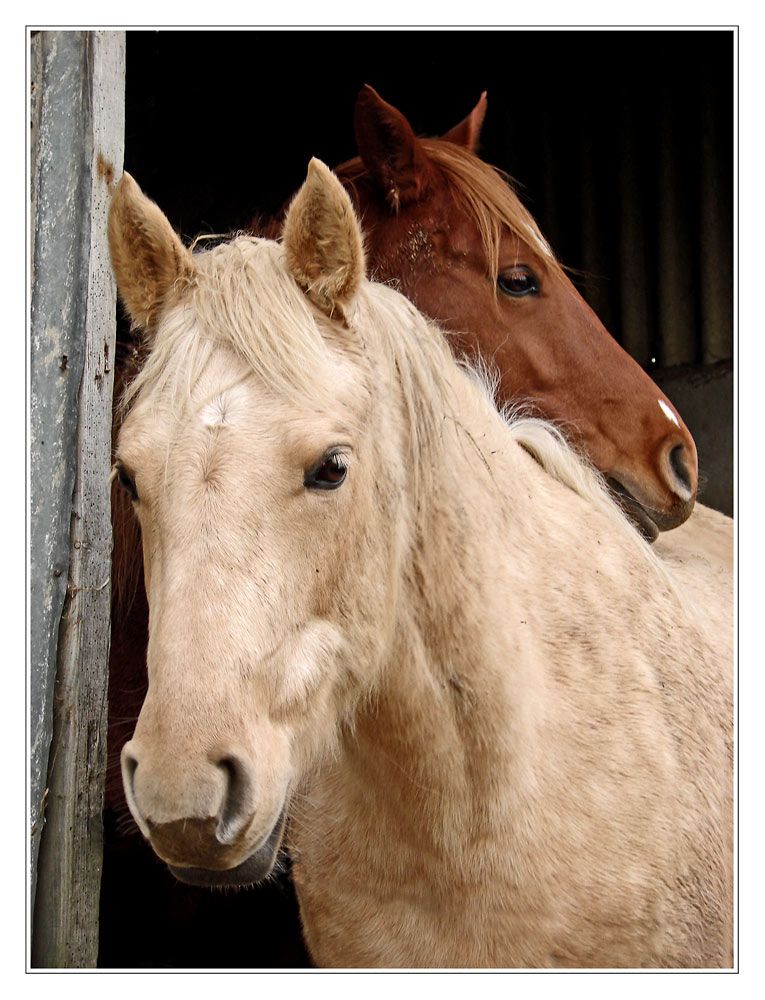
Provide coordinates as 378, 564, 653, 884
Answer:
282, 158, 365, 325
108, 172, 196, 333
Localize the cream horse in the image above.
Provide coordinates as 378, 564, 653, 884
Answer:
108, 161, 733, 969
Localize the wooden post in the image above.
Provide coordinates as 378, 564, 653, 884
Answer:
30, 29, 125, 968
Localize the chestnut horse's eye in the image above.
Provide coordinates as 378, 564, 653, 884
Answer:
498, 267, 540, 297
116, 465, 139, 502
304, 451, 348, 491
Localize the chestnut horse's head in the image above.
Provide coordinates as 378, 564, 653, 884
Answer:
335, 86, 697, 539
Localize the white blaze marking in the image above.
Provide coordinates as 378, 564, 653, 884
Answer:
200, 386, 247, 428
658, 399, 680, 428
201, 397, 228, 427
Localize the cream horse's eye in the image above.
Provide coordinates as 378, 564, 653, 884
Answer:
304, 451, 348, 491
116, 464, 139, 502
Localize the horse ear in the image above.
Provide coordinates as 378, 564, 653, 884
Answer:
282, 158, 365, 324
441, 92, 488, 151
354, 84, 434, 210
108, 172, 195, 333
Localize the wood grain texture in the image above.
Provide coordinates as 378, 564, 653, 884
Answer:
31, 30, 125, 969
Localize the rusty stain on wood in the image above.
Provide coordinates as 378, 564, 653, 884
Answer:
97, 151, 115, 188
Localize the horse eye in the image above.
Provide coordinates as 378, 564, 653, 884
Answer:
304, 452, 348, 491
498, 267, 539, 297
116, 465, 139, 502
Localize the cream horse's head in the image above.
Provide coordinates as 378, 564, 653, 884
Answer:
110, 161, 410, 885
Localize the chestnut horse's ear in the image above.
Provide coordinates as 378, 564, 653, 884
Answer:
108, 172, 195, 333
282, 158, 365, 324
441, 92, 488, 151
354, 84, 435, 211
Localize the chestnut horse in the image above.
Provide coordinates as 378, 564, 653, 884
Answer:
331, 86, 732, 580
327, 86, 702, 541
330, 86, 733, 602
108, 162, 732, 968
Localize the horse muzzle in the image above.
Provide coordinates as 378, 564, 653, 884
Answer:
121, 738, 290, 887
607, 476, 696, 542
607, 434, 697, 541
166, 806, 288, 887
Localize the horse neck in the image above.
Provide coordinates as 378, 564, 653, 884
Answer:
333, 364, 670, 850
340, 373, 545, 853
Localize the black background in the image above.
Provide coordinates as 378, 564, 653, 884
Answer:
122, 28, 734, 368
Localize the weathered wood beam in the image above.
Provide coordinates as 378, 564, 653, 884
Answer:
30, 29, 125, 968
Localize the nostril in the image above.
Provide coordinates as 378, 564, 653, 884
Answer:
121, 746, 138, 804
668, 443, 694, 496
120, 745, 151, 839
214, 755, 254, 845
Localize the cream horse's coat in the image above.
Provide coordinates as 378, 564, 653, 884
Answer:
109, 162, 733, 969
656, 501, 733, 576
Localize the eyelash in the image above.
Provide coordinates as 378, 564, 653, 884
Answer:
497, 266, 540, 297
304, 450, 348, 490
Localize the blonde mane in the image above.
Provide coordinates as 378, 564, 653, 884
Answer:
456, 356, 654, 557
121, 237, 454, 471
121, 234, 636, 549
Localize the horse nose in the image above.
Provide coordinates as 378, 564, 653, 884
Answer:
121, 743, 258, 860
659, 439, 697, 506
625, 436, 697, 534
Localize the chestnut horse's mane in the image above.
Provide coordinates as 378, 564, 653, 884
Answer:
336, 139, 565, 283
